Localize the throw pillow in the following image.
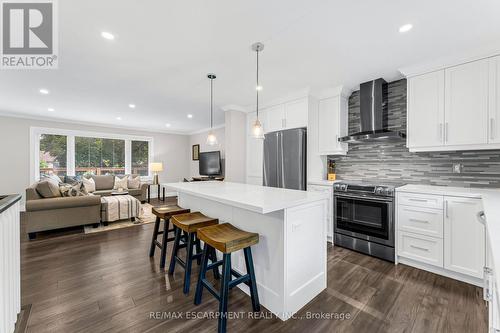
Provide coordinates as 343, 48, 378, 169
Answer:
113, 176, 128, 190
41, 174, 62, 185
64, 175, 81, 184
128, 175, 141, 189
82, 177, 96, 193
36, 180, 62, 198
59, 181, 88, 197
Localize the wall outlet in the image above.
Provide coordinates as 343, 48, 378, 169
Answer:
452, 163, 464, 174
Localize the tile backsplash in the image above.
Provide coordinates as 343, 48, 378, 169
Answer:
329, 79, 500, 188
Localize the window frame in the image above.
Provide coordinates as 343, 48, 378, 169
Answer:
30, 127, 154, 183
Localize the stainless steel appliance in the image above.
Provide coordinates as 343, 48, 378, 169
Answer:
263, 128, 306, 190
334, 181, 403, 262
339, 78, 406, 143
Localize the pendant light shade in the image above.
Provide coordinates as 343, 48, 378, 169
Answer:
251, 42, 265, 139
206, 73, 218, 146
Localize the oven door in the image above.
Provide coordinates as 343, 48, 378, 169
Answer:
334, 193, 394, 246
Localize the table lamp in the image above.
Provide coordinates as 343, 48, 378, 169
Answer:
150, 162, 164, 185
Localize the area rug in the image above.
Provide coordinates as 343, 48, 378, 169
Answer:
84, 203, 156, 234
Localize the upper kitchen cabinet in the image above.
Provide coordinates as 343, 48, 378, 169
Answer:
317, 89, 349, 155
407, 70, 445, 148
444, 59, 489, 146
262, 104, 285, 133
406, 56, 498, 152
490, 55, 500, 143
261, 98, 309, 134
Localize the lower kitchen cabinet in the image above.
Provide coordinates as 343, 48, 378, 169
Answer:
307, 183, 333, 243
396, 191, 485, 286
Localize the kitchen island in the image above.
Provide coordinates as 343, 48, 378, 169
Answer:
163, 181, 329, 320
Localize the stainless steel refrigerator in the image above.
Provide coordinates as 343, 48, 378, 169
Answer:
263, 128, 307, 190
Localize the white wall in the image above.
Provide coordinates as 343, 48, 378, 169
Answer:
224, 110, 246, 183
189, 127, 225, 178
0, 115, 191, 202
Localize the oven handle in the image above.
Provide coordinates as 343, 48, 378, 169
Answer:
334, 193, 394, 202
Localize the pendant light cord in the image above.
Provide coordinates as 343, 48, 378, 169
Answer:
210, 77, 213, 129
256, 49, 259, 119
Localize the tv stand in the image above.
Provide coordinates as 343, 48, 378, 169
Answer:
191, 176, 224, 182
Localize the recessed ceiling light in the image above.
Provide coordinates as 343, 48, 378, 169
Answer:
165, 123, 171, 128
39, 88, 49, 95
128, 104, 136, 109
47, 108, 55, 112
399, 24, 413, 33
187, 114, 193, 119
101, 31, 115, 40
116, 116, 122, 120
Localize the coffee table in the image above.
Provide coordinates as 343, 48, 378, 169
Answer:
100, 194, 141, 224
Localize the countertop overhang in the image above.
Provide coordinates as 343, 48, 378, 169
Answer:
0, 194, 22, 214
163, 181, 329, 214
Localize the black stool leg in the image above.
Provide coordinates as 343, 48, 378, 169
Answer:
194, 243, 210, 305
168, 226, 182, 275
244, 247, 260, 312
195, 236, 202, 265
149, 217, 160, 257
210, 247, 220, 280
183, 232, 195, 294
218, 253, 231, 333
159, 218, 170, 269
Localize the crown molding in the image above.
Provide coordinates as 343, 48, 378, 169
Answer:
188, 124, 225, 135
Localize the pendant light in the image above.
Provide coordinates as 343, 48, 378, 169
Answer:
206, 73, 218, 146
251, 42, 265, 139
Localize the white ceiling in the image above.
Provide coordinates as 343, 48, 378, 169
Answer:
1, 0, 500, 134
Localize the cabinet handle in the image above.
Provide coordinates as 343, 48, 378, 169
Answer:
444, 123, 449, 143
439, 123, 443, 142
408, 198, 427, 202
409, 218, 429, 224
282, 118, 286, 128
410, 245, 430, 252
477, 211, 486, 225
484, 266, 493, 301
445, 201, 449, 218
491, 118, 495, 140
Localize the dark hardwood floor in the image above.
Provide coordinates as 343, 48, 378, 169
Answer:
20, 198, 487, 332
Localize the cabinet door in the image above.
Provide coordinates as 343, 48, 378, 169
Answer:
307, 185, 333, 241
444, 59, 489, 146
318, 97, 340, 154
407, 70, 445, 148
489, 56, 500, 143
246, 135, 263, 178
264, 104, 285, 133
284, 98, 308, 129
444, 197, 484, 278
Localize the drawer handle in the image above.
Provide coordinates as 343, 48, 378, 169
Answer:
409, 218, 429, 224
410, 245, 430, 252
408, 198, 428, 202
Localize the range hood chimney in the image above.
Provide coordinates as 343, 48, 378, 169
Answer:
339, 78, 406, 143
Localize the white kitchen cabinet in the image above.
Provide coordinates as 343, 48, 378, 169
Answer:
318, 94, 348, 155
262, 104, 285, 133
284, 98, 308, 130
489, 56, 500, 144
485, 225, 500, 333
444, 196, 485, 278
307, 183, 333, 243
444, 59, 489, 146
407, 70, 445, 149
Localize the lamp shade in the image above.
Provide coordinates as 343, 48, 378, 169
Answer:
150, 162, 164, 172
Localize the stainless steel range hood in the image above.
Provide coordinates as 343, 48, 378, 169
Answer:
339, 78, 406, 143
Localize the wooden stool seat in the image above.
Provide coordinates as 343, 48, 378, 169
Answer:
149, 205, 190, 269
171, 212, 218, 233
197, 223, 259, 253
152, 205, 190, 219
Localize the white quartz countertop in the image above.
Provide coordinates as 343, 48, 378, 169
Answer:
397, 184, 500, 289
164, 181, 329, 214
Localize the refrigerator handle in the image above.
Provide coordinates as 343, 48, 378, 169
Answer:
278, 131, 285, 188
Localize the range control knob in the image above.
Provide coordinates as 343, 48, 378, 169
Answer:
340, 184, 347, 191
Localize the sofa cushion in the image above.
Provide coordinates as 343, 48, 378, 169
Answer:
113, 176, 128, 190
91, 175, 115, 190
35, 181, 61, 198
83, 177, 96, 192
128, 175, 141, 189
26, 195, 101, 211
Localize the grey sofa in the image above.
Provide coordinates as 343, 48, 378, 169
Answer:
25, 174, 148, 239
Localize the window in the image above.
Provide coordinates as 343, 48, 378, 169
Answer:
75, 137, 125, 176
39, 134, 67, 178
131, 140, 149, 176
31, 128, 153, 182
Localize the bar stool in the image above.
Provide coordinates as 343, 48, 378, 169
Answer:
194, 223, 260, 333
169, 212, 219, 294
149, 205, 190, 269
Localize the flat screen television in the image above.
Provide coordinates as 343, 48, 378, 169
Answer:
199, 151, 222, 176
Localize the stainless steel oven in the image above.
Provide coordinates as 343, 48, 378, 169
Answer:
334, 182, 400, 262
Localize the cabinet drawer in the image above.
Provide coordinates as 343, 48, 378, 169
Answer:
398, 206, 443, 238
398, 193, 443, 209
398, 231, 443, 267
